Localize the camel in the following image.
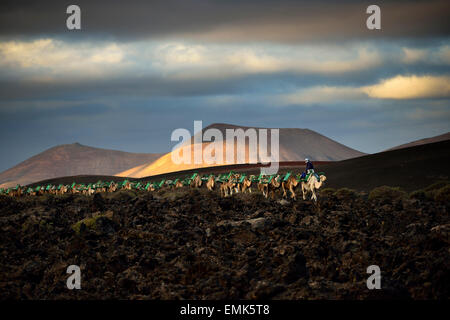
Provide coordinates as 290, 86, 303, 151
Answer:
220, 177, 236, 197
220, 182, 229, 197
282, 176, 299, 200
240, 175, 253, 193
257, 175, 270, 197
108, 182, 118, 193
190, 175, 202, 188
258, 175, 281, 199
37, 187, 46, 196
70, 184, 80, 194
57, 185, 68, 195
174, 180, 183, 189
8, 187, 22, 197
206, 175, 215, 191
123, 181, 132, 190
50, 186, 58, 195
87, 186, 96, 196
257, 182, 267, 196
301, 174, 327, 202
231, 174, 241, 194
96, 185, 107, 193
267, 175, 281, 199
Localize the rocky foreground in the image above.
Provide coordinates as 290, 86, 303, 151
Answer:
0, 187, 448, 299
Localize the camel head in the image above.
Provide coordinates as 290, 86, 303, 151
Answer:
272, 175, 281, 187
314, 175, 327, 189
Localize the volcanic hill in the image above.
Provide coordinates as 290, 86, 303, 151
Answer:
0, 143, 162, 188
118, 123, 365, 177
387, 132, 450, 151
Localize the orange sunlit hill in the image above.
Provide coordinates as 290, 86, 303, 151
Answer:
116, 123, 365, 177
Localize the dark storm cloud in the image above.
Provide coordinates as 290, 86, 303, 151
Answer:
0, 75, 247, 101
0, 0, 449, 42
0, 56, 448, 102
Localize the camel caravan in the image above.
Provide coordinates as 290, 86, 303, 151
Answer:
0, 170, 327, 202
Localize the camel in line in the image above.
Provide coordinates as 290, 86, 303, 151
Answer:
9, 171, 328, 201
232, 174, 241, 194
8, 187, 23, 197
123, 181, 132, 190
258, 175, 281, 199
282, 176, 299, 200
86, 186, 96, 196
301, 174, 327, 202
174, 180, 183, 189
190, 175, 202, 188
56, 185, 68, 195
108, 182, 118, 193
220, 177, 237, 197
206, 175, 215, 191
240, 175, 253, 193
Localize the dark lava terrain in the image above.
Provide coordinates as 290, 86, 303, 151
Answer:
0, 187, 448, 300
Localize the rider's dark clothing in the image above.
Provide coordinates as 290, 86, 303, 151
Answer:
306, 161, 314, 172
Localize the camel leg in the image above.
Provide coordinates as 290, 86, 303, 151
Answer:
311, 189, 317, 202
290, 186, 296, 200
302, 185, 306, 200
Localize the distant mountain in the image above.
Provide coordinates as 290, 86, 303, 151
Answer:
118, 123, 365, 178
387, 132, 450, 151
0, 143, 162, 188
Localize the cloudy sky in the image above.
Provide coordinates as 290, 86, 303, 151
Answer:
0, 0, 449, 171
